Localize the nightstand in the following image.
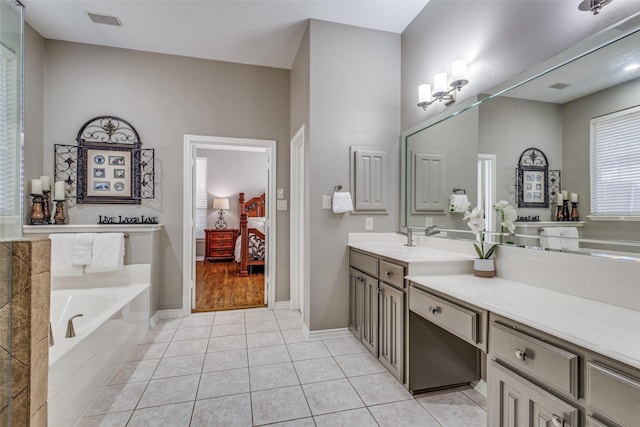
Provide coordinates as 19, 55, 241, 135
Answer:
205, 228, 238, 261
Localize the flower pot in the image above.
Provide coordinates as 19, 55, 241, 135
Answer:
473, 258, 495, 278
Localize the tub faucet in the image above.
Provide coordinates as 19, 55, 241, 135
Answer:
425, 225, 440, 236
49, 321, 54, 346
65, 314, 83, 338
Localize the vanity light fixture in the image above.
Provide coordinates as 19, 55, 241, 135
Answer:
417, 59, 470, 110
578, 0, 612, 15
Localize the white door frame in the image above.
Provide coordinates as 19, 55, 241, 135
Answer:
478, 153, 497, 236
182, 134, 277, 315
289, 126, 305, 312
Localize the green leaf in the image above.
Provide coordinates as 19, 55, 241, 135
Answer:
473, 243, 484, 259
485, 244, 497, 259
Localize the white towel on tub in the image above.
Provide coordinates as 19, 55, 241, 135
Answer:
72, 233, 95, 265
86, 233, 125, 273
49, 234, 84, 276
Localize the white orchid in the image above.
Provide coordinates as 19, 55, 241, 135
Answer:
493, 200, 518, 240
464, 206, 496, 259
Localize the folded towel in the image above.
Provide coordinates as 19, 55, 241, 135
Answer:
85, 233, 125, 273
72, 233, 95, 266
49, 234, 84, 276
558, 227, 580, 251
332, 191, 354, 213
540, 227, 579, 251
449, 194, 471, 212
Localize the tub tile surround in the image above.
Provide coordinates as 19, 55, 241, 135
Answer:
0, 238, 51, 426
75, 308, 487, 426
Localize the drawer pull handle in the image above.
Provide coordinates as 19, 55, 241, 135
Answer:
428, 306, 440, 315
514, 349, 527, 361
552, 414, 564, 427
384, 270, 391, 276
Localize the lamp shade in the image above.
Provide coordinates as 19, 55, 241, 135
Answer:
433, 72, 448, 95
213, 198, 230, 210
418, 84, 431, 104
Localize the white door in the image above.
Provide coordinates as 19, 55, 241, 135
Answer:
290, 126, 305, 312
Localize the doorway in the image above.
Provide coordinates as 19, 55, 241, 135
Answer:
290, 126, 305, 313
183, 135, 277, 316
478, 153, 497, 236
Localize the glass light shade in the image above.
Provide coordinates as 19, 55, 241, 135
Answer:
451, 60, 468, 83
213, 198, 230, 210
433, 72, 448, 94
418, 84, 431, 103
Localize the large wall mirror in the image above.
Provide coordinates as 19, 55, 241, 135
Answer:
401, 15, 640, 257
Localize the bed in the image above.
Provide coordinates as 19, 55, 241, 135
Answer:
235, 192, 266, 276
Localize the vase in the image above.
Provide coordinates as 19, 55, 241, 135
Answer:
473, 258, 495, 278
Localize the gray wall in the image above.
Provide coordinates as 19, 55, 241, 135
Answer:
31, 39, 291, 309
304, 20, 401, 331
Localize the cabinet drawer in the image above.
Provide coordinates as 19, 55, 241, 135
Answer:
210, 239, 234, 249
379, 260, 404, 289
350, 250, 378, 277
490, 322, 579, 398
586, 416, 610, 427
587, 362, 640, 427
210, 230, 235, 240
409, 286, 478, 345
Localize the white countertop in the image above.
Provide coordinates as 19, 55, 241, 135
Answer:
349, 242, 475, 264
23, 224, 163, 234
407, 274, 640, 370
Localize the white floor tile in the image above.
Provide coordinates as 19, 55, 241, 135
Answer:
245, 308, 276, 323
281, 329, 307, 344
302, 378, 364, 415
197, 368, 250, 400
192, 393, 252, 427
211, 322, 247, 337
417, 390, 487, 427
277, 317, 303, 330
368, 399, 441, 427
334, 352, 387, 377
84, 382, 148, 416
180, 313, 215, 328
264, 418, 316, 427
250, 362, 300, 391
213, 310, 245, 325
248, 344, 291, 366
208, 334, 247, 352
108, 359, 160, 385
137, 374, 199, 408
287, 341, 330, 361
164, 338, 209, 357
152, 354, 205, 379
172, 326, 212, 341
75, 410, 132, 427
314, 407, 378, 427
350, 372, 413, 405
246, 319, 280, 333
203, 349, 248, 372
274, 309, 302, 320
322, 336, 368, 356
246, 331, 285, 348
128, 401, 194, 427
125, 342, 168, 361
293, 357, 345, 384
251, 385, 311, 425
150, 318, 182, 330
138, 329, 175, 344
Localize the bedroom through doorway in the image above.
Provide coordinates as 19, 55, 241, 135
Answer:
182, 135, 276, 314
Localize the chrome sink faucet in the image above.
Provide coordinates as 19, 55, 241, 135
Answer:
65, 314, 83, 338
405, 227, 415, 247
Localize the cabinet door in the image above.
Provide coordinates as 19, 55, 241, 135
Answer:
352, 147, 388, 211
379, 282, 404, 382
361, 273, 378, 355
348, 268, 362, 339
489, 360, 579, 427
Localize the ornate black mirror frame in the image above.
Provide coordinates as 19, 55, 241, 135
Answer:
76, 116, 142, 204
516, 147, 550, 209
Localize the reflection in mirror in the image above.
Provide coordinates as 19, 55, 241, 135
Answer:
402, 19, 640, 258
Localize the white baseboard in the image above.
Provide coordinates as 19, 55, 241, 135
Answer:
274, 300, 290, 310
302, 324, 352, 341
150, 309, 185, 327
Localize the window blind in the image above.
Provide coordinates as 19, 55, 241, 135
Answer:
195, 157, 208, 239
0, 44, 18, 218
590, 106, 640, 216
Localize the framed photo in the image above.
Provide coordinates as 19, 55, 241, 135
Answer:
516, 148, 550, 208
76, 116, 142, 204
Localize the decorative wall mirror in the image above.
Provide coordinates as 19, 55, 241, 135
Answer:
55, 115, 155, 204
516, 148, 549, 208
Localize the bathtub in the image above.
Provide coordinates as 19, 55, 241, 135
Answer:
48, 265, 151, 427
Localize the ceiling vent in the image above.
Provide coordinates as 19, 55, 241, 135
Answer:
88, 12, 122, 27
549, 83, 571, 90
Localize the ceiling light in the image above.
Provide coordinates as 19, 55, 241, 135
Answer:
417, 60, 470, 110
578, 0, 612, 15
88, 12, 122, 27
624, 63, 640, 71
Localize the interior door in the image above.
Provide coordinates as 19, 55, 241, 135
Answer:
190, 146, 197, 310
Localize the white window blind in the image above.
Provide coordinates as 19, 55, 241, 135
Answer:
590, 105, 640, 217
195, 157, 208, 239
0, 44, 18, 218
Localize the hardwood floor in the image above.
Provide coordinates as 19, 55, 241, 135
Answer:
194, 260, 266, 312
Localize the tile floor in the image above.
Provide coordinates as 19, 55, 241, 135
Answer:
75, 308, 487, 426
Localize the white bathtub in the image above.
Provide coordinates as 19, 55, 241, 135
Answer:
48, 265, 151, 427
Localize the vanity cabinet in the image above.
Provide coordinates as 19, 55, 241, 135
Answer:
349, 249, 406, 383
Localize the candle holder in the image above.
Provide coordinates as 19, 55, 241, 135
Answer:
29, 194, 48, 225
562, 200, 570, 221
570, 202, 579, 221
556, 204, 564, 221
42, 190, 52, 224
53, 199, 66, 225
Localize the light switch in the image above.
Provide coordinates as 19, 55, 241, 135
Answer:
277, 200, 288, 211
365, 217, 374, 231
322, 195, 332, 209
425, 217, 433, 227
277, 188, 285, 199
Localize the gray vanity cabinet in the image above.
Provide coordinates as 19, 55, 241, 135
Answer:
348, 267, 378, 355
379, 282, 404, 381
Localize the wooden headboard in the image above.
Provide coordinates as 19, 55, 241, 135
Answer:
239, 192, 266, 217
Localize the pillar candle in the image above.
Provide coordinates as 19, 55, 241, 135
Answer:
31, 178, 43, 195
556, 193, 563, 205
562, 190, 568, 200
54, 181, 66, 200
570, 192, 578, 203
39, 175, 51, 191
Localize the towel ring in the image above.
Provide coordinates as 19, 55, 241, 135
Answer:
452, 188, 466, 195
333, 185, 343, 193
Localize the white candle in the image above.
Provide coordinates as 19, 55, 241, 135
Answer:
54, 181, 66, 200
561, 190, 568, 200
556, 193, 563, 205
31, 179, 42, 195
39, 175, 51, 191
570, 192, 578, 203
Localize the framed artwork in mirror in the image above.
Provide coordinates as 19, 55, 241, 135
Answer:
76, 116, 142, 204
517, 147, 549, 208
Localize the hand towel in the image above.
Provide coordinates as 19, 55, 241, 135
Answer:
332, 191, 354, 213
540, 227, 563, 250
72, 233, 95, 266
85, 233, 125, 273
558, 227, 580, 251
449, 194, 471, 212
49, 234, 84, 276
